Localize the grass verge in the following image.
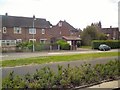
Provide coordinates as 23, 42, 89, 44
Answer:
1, 52, 119, 67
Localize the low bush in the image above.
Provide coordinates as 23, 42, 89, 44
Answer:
2, 60, 120, 89
92, 40, 120, 49
56, 40, 70, 50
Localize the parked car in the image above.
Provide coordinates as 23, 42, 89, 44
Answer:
98, 44, 111, 51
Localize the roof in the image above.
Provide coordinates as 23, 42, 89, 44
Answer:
57, 20, 80, 32
62, 36, 81, 41
1, 15, 52, 28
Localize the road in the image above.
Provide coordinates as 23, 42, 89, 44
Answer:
2, 56, 119, 78
1, 49, 118, 60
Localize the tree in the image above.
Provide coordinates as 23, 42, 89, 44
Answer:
81, 25, 107, 46
81, 26, 99, 46
98, 33, 107, 40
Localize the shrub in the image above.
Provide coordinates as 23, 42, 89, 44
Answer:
92, 40, 120, 49
2, 60, 120, 89
56, 40, 70, 50
16, 42, 51, 52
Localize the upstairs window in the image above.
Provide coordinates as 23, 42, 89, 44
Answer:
2, 27, 7, 33
14, 27, 22, 34
58, 22, 62, 27
29, 28, 36, 34
41, 29, 45, 34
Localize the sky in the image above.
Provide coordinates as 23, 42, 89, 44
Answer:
0, 0, 119, 30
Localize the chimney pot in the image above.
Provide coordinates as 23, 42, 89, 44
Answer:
5, 13, 8, 16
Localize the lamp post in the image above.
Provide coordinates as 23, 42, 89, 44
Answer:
32, 15, 36, 52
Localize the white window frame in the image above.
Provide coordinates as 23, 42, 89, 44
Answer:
41, 29, 45, 34
14, 27, 22, 34
29, 28, 36, 34
40, 39, 47, 44
2, 40, 16, 46
29, 39, 36, 42
58, 22, 62, 27
16, 39, 22, 43
2, 27, 7, 33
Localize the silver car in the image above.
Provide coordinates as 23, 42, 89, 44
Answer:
98, 44, 111, 51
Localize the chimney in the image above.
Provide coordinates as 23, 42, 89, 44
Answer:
110, 26, 112, 28
5, 13, 8, 16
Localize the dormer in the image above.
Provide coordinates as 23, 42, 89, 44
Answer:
58, 21, 62, 27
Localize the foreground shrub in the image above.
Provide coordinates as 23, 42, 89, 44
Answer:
2, 60, 120, 89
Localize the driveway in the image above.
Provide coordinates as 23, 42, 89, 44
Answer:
2, 56, 119, 78
1, 49, 118, 60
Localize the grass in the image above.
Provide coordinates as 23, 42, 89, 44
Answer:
1, 52, 119, 67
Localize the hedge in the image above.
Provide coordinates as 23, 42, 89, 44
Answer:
92, 40, 120, 49
2, 60, 120, 89
56, 40, 70, 50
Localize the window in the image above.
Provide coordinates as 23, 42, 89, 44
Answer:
11, 40, 16, 45
40, 39, 47, 44
3, 27, 7, 33
2, 40, 6, 46
41, 29, 45, 34
2, 40, 16, 46
58, 22, 62, 27
29, 39, 36, 43
29, 28, 36, 34
14, 27, 22, 34
16, 39, 22, 43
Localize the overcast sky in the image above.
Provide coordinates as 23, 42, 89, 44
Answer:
0, 0, 119, 29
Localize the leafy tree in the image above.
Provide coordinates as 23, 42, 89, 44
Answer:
81, 26, 106, 46
98, 33, 107, 40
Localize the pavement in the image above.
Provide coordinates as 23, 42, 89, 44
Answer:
89, 79, 120, 89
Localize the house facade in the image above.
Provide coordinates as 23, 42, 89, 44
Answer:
91, 21, 120, 40
0, 14, 81, 48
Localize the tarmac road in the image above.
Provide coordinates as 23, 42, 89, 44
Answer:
2, 56, 119, 78
1, 49, 118, 60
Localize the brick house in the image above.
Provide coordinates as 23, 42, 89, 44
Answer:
101, 26, 119, 40
91, 21, 120, 40
1, 14, 53, 46
50, 20, 81, 43
0, 14, 81, 49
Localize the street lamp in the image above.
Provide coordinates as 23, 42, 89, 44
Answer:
32, 15, 36, 52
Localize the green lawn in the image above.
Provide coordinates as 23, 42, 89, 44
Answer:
1, 52, 119, 67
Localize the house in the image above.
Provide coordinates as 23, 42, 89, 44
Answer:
50, 20, 81, 43
101, 26, 119, 40
91, 21, 120, 40
0, 14, 81, 50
